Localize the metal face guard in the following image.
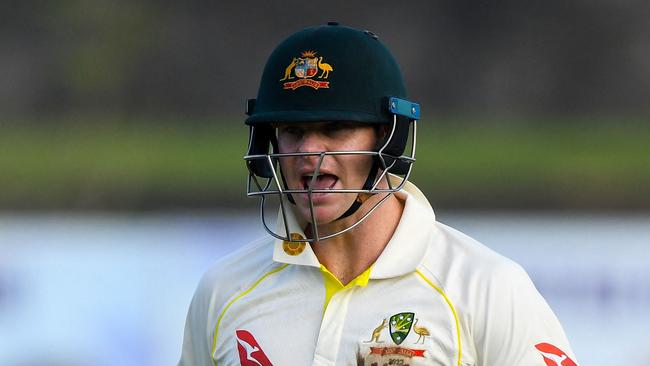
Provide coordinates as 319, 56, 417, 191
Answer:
244, 117, 417, 243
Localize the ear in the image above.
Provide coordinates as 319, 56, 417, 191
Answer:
374, 124, 390, 145
381, 124, 391, 138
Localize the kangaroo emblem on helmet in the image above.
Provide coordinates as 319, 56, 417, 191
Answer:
282, 50, 332, 90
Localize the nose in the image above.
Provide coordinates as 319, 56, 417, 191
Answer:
296, 130, 326, 153
293, 131, 328, 170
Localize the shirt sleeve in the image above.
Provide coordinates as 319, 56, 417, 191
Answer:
473, 263, 579, 366
178, 274, 217, 366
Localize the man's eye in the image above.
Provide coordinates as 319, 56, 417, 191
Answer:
281, 126, 302, 136
323, 123, 350, 133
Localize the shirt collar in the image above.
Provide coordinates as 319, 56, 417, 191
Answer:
272, 180, 436, 278
272, 197, 321, 267
369, 181, 434, 279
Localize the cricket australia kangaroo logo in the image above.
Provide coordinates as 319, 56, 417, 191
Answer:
280, 50, 333, 90
389, 312, 414, 345
357, 312, 428, 364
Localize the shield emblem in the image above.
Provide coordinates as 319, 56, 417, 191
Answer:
305, 57, 318, 77
389, 312, 414, 345
294, 58, 307, 78
295, 57, 318, 78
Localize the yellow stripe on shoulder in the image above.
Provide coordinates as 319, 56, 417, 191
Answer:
415, 269, 462, 366
212, 263, 289, 366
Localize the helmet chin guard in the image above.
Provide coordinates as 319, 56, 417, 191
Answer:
244, 98, 419, 243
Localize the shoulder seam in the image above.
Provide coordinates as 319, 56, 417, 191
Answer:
211, 262, 289, 366
415, 268, 462, 366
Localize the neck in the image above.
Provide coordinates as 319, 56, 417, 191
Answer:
310, 192, 404, 285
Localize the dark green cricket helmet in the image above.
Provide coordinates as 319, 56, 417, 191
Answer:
245, 22, 420, 180
245, 22, 413, 125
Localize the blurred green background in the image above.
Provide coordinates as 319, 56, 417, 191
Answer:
1, 0, 649, 211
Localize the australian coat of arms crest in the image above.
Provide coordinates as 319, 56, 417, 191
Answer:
280, 50, 333, 90
357, 312, 430, 366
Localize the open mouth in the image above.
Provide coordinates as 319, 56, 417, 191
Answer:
301, 173, 338, 191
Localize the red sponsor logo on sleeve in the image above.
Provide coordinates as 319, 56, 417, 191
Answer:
235, 329, 273, 366
535, 342, 577, 366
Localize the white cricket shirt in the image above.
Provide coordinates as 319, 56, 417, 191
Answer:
179, 181, 578, 366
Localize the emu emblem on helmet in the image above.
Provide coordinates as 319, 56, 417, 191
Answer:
281, 50, 333, 90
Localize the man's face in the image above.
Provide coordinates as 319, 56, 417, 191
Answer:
275, 122, 380, 226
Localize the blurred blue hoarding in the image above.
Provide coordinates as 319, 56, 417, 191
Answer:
1, 212, 649, 365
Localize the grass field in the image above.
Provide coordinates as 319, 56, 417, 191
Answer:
1, 117, 648, 210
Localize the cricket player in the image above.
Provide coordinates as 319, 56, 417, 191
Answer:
179, 23, 578, 366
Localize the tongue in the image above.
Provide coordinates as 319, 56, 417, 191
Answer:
310, 174, 337, 190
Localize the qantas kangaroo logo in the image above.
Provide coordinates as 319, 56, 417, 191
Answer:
236, 330, 273, 366
535, 342, 577, 366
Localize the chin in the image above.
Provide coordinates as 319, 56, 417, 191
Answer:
297, 202, 350, 226
297, 206, 334, 224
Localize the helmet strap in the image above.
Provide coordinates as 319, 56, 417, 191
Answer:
335, 157, 380, 220
336, 121, 395, 220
